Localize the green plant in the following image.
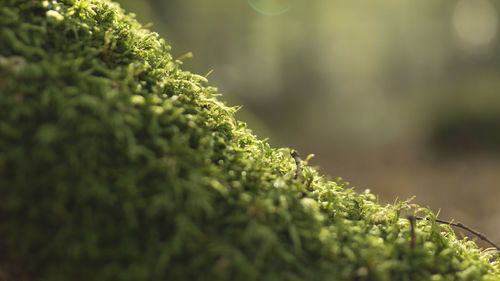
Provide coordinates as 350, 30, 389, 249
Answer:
0, 0, 499, 280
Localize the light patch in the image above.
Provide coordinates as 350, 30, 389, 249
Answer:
453, 0, 498, 48
46, 10, 64, 21
130, 95, 146, 105
248, 0, 291, 16
150, 105, 164, 115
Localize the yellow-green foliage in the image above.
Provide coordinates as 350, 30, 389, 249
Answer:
0, 0, 499, 280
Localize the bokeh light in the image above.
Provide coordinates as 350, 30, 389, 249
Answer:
248, 0, 291, 15
453, 0, 498, 50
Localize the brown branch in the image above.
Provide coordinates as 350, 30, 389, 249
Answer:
415, 216, 500, 252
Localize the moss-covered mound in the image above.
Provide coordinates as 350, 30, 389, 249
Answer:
0, 0, 499, 280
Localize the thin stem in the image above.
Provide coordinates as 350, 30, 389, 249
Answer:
407, 216, 416, 248
291, 150, 302, 180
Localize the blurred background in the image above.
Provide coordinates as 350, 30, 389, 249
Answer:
116, 0, 500, 245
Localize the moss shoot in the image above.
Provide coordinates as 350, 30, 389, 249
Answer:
0, 0, 499, 280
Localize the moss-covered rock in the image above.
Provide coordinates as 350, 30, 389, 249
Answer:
0, 0, 498, 280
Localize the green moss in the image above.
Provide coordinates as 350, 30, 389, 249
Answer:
0, 0, 498, 280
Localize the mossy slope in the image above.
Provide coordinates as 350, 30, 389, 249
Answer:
0, 0, 498, 280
